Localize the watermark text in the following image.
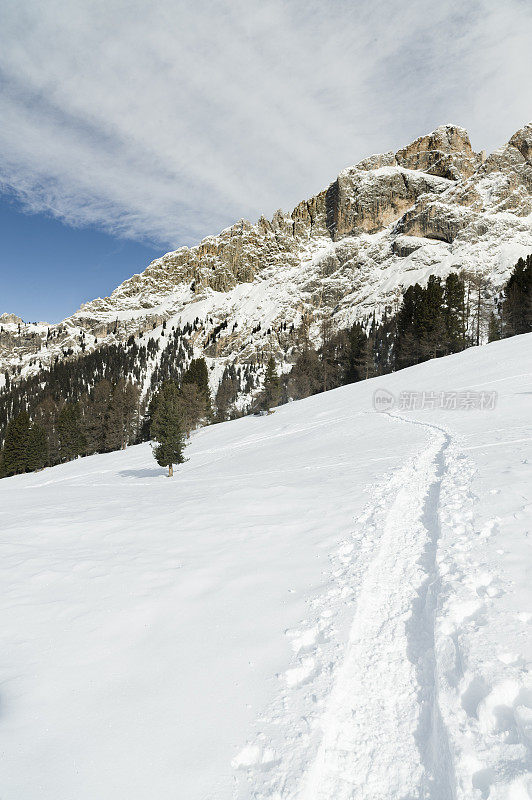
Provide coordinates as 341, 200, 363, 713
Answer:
373, 388, 497, 412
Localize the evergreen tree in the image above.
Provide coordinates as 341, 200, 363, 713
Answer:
488, 312, 502, 342
57, 403, 86, 462
176, 383, 206, 434
215, 366, 240, 421
105, 379, 140, 450
33, 396, 61, 466
419, 275, 445, 359
0, 411, 31, 476
150, 382, 186, 476
82, 379, 113, 454
355, 329, 377, 380
26, 423, 48, 472
260, 357, 280, 411
395, 284, 424, 368
346, 322, 368, 382
443, 273, 466, 352
501, 255, 532, 336
182, 358, 210, 400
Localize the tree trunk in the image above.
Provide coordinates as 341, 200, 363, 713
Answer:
168, 464, 173, 477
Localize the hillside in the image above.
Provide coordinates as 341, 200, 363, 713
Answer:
1, 122, 532, 396
1, 334, 531, 800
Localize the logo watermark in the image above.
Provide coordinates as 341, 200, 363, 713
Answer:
373, 388, 498, 411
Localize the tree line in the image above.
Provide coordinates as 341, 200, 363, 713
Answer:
1, 256, 530, 477
277, 258, 531, 405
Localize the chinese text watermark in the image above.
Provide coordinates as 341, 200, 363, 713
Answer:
373, 388, 498, 412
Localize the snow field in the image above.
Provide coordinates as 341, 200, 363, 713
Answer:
0, 334, 531, 799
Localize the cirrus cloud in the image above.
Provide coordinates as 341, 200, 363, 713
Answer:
0, 0, 531, 249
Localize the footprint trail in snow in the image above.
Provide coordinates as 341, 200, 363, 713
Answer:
234, 412, 531, 800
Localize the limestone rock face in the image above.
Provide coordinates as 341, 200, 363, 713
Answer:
2, 122, 532, 388
395, 124, 482, 180
332, 166, 452, 237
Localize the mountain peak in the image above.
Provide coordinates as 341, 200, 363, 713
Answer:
1, 122, 531, 392
508, 121, 532, 162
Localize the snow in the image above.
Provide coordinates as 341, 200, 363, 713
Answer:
1, 334, 531, 799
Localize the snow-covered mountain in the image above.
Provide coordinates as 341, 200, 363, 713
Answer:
1, 123, 532, 391
1, 333, 531, 799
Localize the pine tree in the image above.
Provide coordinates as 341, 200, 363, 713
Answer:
33, 396, 61, 466
419, 275, 445, 359
355, 329, 377, 380
488, 312, 502, 342
105, 379, 140, 450
346, 322, 368, 382
181, 358, 212, 417
444, 273, 466, 353
0, 411, 31, 476
501, 255, 532, 336
57, 403, 86, 462
26, 423, 48, 471
150, 382, 186, 476
176, 383, 206, 434
82, 379, 113, 454
215, 367, 239, 421
286, 346, 322, 400
395, 284, 424, 369
260, 357, 280, 411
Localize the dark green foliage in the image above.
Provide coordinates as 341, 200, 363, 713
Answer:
501, 254, 532, 336
285, 346, 323, 400
394, 275, 467, 369
27, 423, 48, 472
0, 412, 31, 476
81, 379, 113, 454
57, 403, 86, 462
182, 358, 211, 402
443, 273, 466, 352
346, 322, 369, 382
103, 379, 141, 451
150, 382, 186, 476
260, 357, 280, 411
176, 383, 207, 434
488, 312, 502, 342
215, 365, 240, 421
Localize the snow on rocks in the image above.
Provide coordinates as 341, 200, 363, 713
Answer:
3, 124, 532, 391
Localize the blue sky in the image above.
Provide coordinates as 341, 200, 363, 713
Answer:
0, 197, 160, 322
1, 0, 531, 323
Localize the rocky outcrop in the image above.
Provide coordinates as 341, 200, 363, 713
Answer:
395, 125, 482, 180
332, 166, 451, 237
77, 124, 485, 320
2, 123, 531, 386
0, 313, 23, 325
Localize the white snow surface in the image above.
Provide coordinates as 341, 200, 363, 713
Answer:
1, 335, 531, 799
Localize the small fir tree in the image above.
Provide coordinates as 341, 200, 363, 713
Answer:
150, 382, 186, 477
261, 357, 280, 411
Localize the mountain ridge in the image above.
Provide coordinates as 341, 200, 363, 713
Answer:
1, 122, 531, 391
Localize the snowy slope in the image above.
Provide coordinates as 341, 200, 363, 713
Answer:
1, 334, 531, 800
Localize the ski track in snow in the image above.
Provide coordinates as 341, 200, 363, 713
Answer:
233, 410, 532, 800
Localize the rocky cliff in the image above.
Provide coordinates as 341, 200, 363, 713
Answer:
1, 123, 531, 389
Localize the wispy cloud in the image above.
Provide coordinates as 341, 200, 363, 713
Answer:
1, 0, 531, 249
